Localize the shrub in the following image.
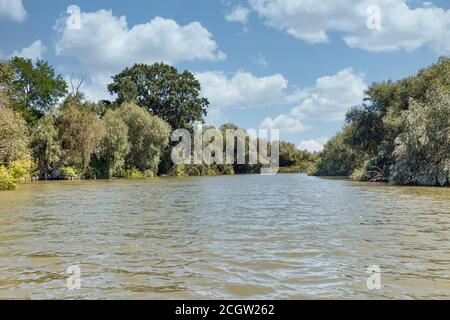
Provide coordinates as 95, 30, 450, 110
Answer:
0, 166, 16, 190
60, 166, 78, 180
124, 168, 145, 179
8, 159, 32, 182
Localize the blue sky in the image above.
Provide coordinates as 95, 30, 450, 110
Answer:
1, 0, 449, 151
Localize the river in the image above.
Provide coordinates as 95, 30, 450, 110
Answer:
0, 174, 448, 299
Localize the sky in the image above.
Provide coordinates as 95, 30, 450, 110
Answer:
1, 0, 449, 152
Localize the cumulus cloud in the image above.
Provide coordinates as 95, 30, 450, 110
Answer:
249, 0, 450, 54
0, 0, 26, 22
260, 114, 305, 133
55, 5, 225, 75
225, 5, 251, 23
297, 138, 329, 153
289, 68, 367, 121
195, 70, 288, 122
64, 74, 112, 102
261, 68, 366, 133
11, 40, 46, 61
53, 5, 225, 102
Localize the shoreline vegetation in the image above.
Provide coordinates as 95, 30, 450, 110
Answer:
1, 57, 449, 190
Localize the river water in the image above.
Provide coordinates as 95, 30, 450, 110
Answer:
0, 174, 448, 299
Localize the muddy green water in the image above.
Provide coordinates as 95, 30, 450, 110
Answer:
0, 174, 448, 299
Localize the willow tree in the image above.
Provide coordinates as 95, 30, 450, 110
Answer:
116, 103, 171, 175
31, 115, 62, 180
391, 89, 450, 186
0, 107, 30, 165
58, 96, 106, 171
97, 110, 130, 178
0, 107, 30, 190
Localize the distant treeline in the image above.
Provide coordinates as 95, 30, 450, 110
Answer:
0, 59, 315, 190
313, 57, 450, 186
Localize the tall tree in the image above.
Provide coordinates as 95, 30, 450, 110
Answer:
116, 103, 171, 175
0, 61, 14, 108
31, 115, 62, 180
108, 63, 209, 129
0, 107, 30, 165
97, 110, 130, 178
391, 89, 450, 186
58, 95, 106, 170
9, 57, 68, 124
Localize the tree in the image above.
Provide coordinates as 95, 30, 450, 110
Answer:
97, 110, 130, 178
390, 89, 450, 186
331, 56, 450, 183
0, 61, 14, 108
315, 126, 356, 176
108, 63, 209, 129
9, 57, 67, 124
116, 103, 171, 175
0, 107, 30, 165
31, 115, 62, 180
0, 107, 31, 190
58, 96, 106, 171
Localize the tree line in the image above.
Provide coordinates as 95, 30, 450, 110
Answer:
0, 59, 314, 190
314, 57, 450, 186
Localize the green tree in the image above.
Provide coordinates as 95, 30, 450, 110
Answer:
0, 107, 30, 165
31, 115, 62, 180
108, 63, 209, 129
337, 57, 450, 183
391, 89, 450, 186
116, 103, 171, 175
0, 107, 31, 190
315, 126, 356, 176
58, 96, 106, 171
97, 110, 130, 178
9, 57, 68, 124
0, 61, 14, 108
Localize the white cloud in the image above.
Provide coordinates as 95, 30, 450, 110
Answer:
225, 5, 251, 23
249, 0, 450, 54
55, 6, 225, 75
289, 68, 367, 121
297, 138, 329, 153
11, 40, 46, 61
53, 5, 225, 102
64, 74, 112, 102
0, 0, 26, 22
195, 70, 288, 122
260, 114, 305, 133
260, 68, 366, 133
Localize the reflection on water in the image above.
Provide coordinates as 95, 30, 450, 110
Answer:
0, 174, 449, 299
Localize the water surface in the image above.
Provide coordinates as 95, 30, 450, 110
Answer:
0, 174, 449, 299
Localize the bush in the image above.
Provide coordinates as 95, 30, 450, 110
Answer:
0, 166, 16, 190
60, 166, 78, 180
9, 160, 32, 182
124, 168, 145, 179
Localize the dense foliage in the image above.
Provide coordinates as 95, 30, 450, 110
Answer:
8, 57, 67, 124
315, 57, 450, 186
0, 107, 31, 190
108, 63, 208, 130
6, 58, 310, 189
